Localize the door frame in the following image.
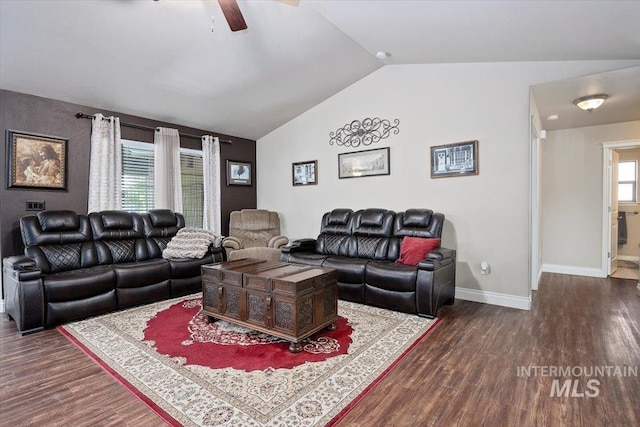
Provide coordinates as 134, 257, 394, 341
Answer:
602, 139, 640, 276
529, 117, 542, 291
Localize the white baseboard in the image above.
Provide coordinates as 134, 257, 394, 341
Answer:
456, 287, 531, 311
618, 255, 640, 262
542, 264, 606, 278
0, 299, 4, 314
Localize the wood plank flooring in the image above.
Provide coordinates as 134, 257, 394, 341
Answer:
1, 273, 639, 426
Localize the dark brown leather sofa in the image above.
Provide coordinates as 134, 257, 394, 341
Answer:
2, 209, 224, 335
280, 208, 456, 318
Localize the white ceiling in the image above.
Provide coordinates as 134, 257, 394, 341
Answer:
532, 66, 640, 132
1, 0, 639, 140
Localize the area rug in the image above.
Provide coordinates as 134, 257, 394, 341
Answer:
58, 295, 440, 426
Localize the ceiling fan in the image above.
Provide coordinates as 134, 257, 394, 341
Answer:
217, 0, 299, 32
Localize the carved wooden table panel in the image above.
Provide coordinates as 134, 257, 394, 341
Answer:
201, 258, 338, 352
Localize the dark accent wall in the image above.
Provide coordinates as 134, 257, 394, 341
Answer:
0, 89, 256, 260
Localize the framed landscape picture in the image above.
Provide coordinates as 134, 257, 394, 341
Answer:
226, 159, 252, 186
338, 147, 390, 179
292, 160, 318, 186
6, 130, 68, 190
430, 140, 479, 178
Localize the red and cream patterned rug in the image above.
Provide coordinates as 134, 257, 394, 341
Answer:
59, 295, 439, 426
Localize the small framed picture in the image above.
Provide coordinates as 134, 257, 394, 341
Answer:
226, 159, 252, 186
430, 140, 479, 178
338, 147, 390, 179
6, 130, 68, 190
292, 160, 318, 186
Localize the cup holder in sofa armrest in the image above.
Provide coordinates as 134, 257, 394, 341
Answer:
418, 256, 454, 271
425, 247, 456, 261
281, 238, 317, 253
3, 255, 39, 272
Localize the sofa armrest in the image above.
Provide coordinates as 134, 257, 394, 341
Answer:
3, 256, 44, 334
268, 236, 289, 249
3, 255, 39, 272
426, 247, 455, 261
415, 247, 456, 317
418, 248, 456, 271
206, 242, 226, 262
281, 238, 317, 254
222, 237, 242, 250
209, 243, 224, 253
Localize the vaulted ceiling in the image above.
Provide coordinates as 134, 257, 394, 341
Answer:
1, 1, 639, 140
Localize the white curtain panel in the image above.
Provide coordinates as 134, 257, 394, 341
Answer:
88, 113, 122, 213
202, 135, 221, 234
154, 127, 183, 213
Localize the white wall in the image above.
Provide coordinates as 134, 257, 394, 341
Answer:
542, 121, 640, 271
257, 60, 640, 308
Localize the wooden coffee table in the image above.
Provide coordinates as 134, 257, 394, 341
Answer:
201, 258, 338, 352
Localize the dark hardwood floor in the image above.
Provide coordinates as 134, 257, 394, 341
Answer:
1, 273, 639, 426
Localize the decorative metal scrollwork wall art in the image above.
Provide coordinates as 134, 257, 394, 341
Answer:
329, 118, 399, 147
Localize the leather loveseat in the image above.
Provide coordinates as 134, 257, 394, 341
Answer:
280, 208, 455, 318
2, 209, 224, 335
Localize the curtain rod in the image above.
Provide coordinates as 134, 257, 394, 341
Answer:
74, 112, 232, 143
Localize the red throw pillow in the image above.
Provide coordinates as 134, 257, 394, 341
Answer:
395, 237, 441, 266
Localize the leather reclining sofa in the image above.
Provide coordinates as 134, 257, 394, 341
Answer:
280, 208, 456, 318
2, 209, 225, 335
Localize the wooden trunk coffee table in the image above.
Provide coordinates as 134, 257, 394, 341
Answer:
201, 258, 338, 352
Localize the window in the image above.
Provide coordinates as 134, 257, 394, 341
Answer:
122, 140, 154, 212
121, 140, 204, 227
618, 160, 637, 203
180, 149, 204, 228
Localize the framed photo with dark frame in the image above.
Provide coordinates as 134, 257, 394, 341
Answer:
226, 159, 252, 186
292, 160, 318, 186
430, 140, 479, 178
6, 130, 68, 190
338, 147, 390, 179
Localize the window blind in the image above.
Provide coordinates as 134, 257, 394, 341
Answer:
121, 140, 155, 212
121, 140, 204, 227
180, 149, 204, 228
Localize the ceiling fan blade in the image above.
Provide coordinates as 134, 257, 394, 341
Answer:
217, 0, 248, 32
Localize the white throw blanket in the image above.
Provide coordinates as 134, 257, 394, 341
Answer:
163, 228, 221, 259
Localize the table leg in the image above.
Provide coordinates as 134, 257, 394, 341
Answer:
289, 342, 302, 353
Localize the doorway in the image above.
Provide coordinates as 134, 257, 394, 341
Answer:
602, 140, 640, 280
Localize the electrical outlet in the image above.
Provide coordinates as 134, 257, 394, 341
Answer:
480, 261, 491, 275
26, 200, 45, 211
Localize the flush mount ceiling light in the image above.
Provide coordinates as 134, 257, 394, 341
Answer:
573, 94, 608, 112
375, 51, 391, 60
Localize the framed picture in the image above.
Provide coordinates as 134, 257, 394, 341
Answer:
338, 147, 390, 179
292, 160, 318, 186
226, 159, 252, 186
430, 140, 479, 178
6, 130, 68, 190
